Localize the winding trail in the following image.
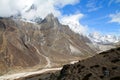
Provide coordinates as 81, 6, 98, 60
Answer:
0, 32, 7, 53
0, 60, 79, 80
31, 44, 51, 68
41, 47, 51, 68
0, 44, 79, 80
0, 68, 62, 80
44, 56, 51, 68
0, 44, 57, 80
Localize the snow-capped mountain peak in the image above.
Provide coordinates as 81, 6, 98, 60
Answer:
60, 14, 87, 35
88, 32, 119, 44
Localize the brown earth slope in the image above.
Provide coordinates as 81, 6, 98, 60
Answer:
0, 14, 96, 75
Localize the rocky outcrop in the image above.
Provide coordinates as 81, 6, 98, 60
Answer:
57, 47, 120, 80
0, 15, 96, 75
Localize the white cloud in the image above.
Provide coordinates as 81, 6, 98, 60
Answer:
0, 0, 88, 35
60, 13, 88, 35
108, 0, 114, 6
116, 0, 120, 3
0, 0, 11, 17
108, 0, 120, 6
0, 0, 34, 17
86, 0, 102, 12
109, 12, 120, 24
53, 0, 79, 8
0, 0, 80, 19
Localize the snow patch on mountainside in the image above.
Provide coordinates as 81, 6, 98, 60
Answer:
88, 32, 120, 44
60, 14, 87, 35
70, 44, 81, 54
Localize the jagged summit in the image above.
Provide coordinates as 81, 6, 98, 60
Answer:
46, 13, 54, 19
40, 13, 60, 30
42, 13, 59, 24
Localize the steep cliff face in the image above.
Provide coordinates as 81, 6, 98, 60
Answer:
0, 14, 96, 74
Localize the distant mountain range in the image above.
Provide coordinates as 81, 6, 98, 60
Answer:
88, 32, 120, 45
9, 3, 120, 46
60, 19, 119, 52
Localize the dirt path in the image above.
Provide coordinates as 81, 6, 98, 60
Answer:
31, 45, 51, 68
0, 60, 79, 80
0, 68, 62, 80
0, 44, 79, 80
0, 45, 59, 80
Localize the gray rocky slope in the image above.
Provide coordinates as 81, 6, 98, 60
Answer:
0, 14, 96, 75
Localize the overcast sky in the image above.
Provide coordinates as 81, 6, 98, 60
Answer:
0, 0, 120, 36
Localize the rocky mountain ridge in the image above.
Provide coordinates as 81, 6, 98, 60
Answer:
0, 14, 96, 75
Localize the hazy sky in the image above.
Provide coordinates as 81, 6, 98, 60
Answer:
0, 0, 120, 35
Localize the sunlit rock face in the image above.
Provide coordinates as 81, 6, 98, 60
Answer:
0, 14, 96, 74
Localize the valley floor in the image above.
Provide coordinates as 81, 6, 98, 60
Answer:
0, 61, 79, 80
0, 67, 62, 80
